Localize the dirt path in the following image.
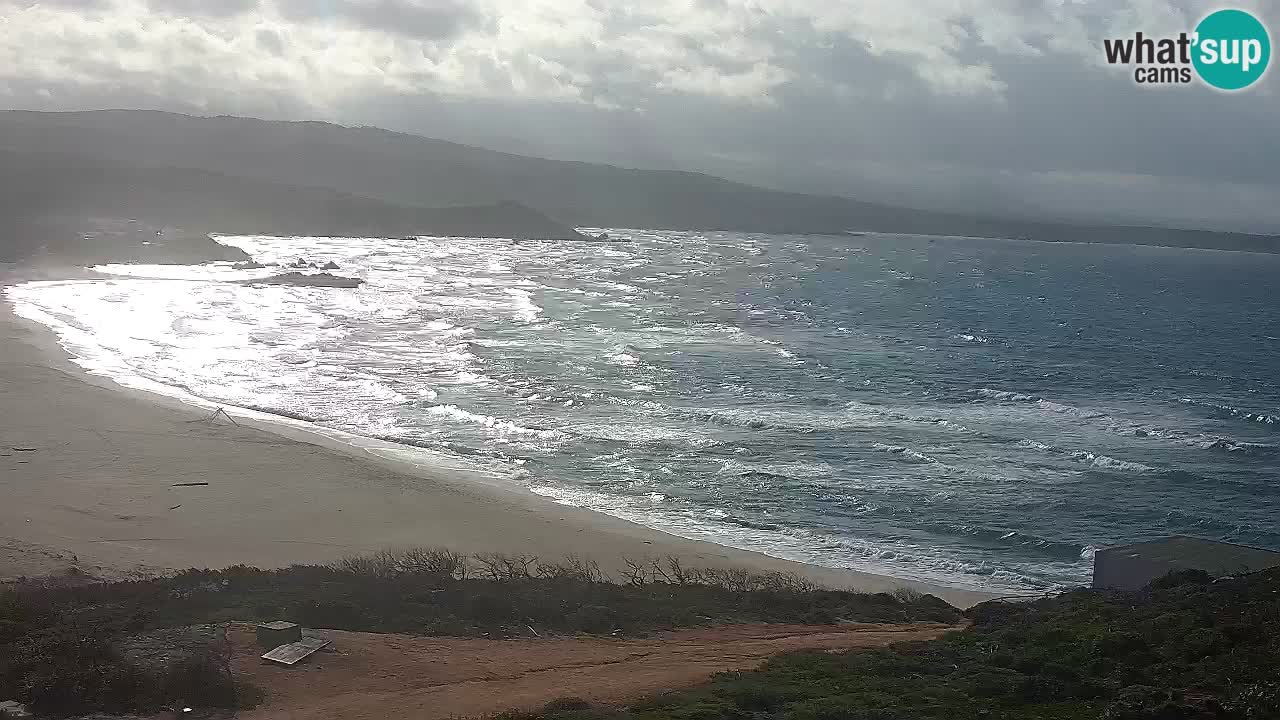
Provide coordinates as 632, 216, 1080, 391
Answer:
231, 622, 958, 720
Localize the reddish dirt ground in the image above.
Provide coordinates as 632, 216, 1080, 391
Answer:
231, 622, 959, 720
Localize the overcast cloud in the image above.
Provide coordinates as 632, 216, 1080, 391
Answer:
1, 0, 1277, 230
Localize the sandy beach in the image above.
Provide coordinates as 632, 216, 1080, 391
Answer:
0, 272, 991, 607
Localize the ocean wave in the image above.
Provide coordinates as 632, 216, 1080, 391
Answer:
917, 521, 1093, 562
601, 393, 670, 413
721, 516, 783, 532
1016, 439, 1157, 473
981, 392, 1272, 453
1179, 398, 1279, 427
1079, 453, 1156, 473
680, 400, 980, 436
1200, 438, 1278, 454
239, 404, 324, 423
563, 422, 719, 449
685, 404, 885, 432
1017, 439, 1056, 453
871, 442, 938, 464
505, 289, 543, 323
425, 404, 563, 438
974, 388, 1037, 402
527, 480, 1055, 593
1036, 399, 1107, 418
719, 459, 835, 483
609, 352, 642, 367
969, 389, 1110, 421
624, 323, 796, 358
734, 470, 798, 484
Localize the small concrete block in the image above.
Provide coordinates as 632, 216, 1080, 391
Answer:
256, 621, 302, 649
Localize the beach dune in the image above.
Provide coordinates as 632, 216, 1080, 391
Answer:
0, 292, 990, 608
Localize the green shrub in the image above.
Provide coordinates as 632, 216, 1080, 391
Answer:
2, 548, 964, 714
7, 629, 147, 715
1104, 686, 1229, 719
1149, 569, 1214, 591
159, 649, 238, 708
1, 626, 248, 715
566, 605, 619, 634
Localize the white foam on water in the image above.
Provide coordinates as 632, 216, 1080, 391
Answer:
609, 352, 641, 367
871, 443, 939, 464
425, 404, 563, 439
5, 282, 517, 487
10, 229, 1276, 595
526, 481, 1055, 593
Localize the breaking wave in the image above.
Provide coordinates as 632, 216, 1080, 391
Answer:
9, 229, 1280, 594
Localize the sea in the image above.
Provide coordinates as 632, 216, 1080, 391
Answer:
7, 229, 1279, 594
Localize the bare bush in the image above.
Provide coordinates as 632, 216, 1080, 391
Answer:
754, 571, 818, 594
620, 556, 652, 586
689, 567, 755, 592
396, 547, 468, 579
535, 555, 604, 583
332, 547, 824, 595
333, 550, 399, 578
891, 586, 926, 604
661, 556, 692, 585
613, 556, 817, 593
332, 547, 468, 580
472, 552, 537, 580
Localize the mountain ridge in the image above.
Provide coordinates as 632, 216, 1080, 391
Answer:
2, 109, 1278, 255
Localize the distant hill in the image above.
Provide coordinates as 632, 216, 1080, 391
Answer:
2, 109, 1278, 256
0, 149, 582, 263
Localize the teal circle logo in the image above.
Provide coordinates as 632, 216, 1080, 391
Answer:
1192, 9, 1270, 90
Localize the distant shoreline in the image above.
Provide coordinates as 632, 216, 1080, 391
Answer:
0, 267, 994, 608
580, 226, 1280, 256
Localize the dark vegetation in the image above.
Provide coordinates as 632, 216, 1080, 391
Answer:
3, 110, 1278, 260
5, 553, 1278, 718
500, 568, 1280, 720
0, 549, 957, 716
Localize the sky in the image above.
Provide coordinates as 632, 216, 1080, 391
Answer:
1, 0, 1278, 232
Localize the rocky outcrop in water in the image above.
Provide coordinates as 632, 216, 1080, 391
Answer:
237, 272, 363, 288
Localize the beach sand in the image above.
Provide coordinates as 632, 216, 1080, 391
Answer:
0, 279, 992, 607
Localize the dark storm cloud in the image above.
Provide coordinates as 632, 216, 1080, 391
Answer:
274, 0, 489, 40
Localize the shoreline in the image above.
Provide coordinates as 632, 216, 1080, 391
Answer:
0, 268, 995, 607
